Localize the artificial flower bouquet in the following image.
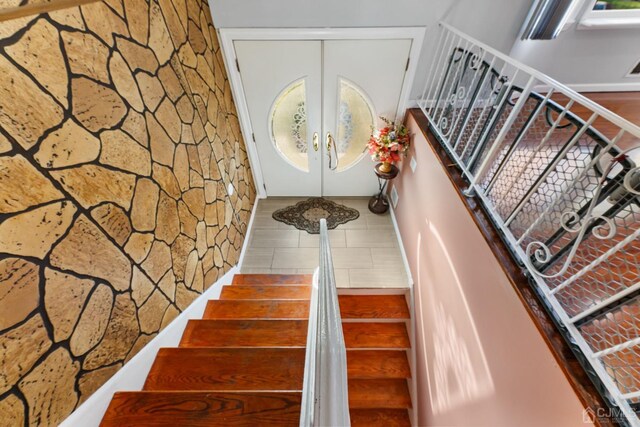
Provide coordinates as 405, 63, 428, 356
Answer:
367, 116, 410, 172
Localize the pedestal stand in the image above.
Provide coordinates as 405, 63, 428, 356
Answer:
368, 163, 399, 214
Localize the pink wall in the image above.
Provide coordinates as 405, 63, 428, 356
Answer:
393, 114, 592, 426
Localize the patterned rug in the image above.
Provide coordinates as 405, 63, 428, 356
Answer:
272, 198, 360, 234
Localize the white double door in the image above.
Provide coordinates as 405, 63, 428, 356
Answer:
235, 39, 411, 196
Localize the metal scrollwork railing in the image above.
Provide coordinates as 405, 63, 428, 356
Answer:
525, 151, 635, 280
420, 22, 640, 426
300, 218, 350, 427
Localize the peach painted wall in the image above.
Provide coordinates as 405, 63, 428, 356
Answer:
392, 114, 592, 426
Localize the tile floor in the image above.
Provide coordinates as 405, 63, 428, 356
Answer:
240, 197, 410, 288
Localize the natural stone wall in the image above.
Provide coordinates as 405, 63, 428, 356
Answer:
0, 0, 256, 425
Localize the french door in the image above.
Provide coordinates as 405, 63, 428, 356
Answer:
235, 39, 411, 196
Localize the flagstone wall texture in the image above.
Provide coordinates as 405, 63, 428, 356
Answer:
0, 0, 256, 425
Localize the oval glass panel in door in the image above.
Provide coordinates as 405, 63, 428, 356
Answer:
269, 79, 309, 172
336, 79, 375, 171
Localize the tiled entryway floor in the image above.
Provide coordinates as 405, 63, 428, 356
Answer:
240, 197, 410, 288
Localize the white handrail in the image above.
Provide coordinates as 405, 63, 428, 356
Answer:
299, 268, 319, 427
299, 218, 350, 427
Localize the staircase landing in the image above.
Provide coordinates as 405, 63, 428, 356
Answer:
241, 197, 411, 289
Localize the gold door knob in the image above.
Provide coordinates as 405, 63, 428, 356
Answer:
326, 132, 338, 170
313, 132, 319, 151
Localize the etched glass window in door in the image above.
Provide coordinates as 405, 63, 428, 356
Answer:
336, 79, 375, 171
270, 79, 309, 172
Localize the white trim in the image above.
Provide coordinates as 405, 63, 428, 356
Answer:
217, 28, 267, 198
236, 195, 261, 269
219, 27, 425, 197
337, 288, 407, 296
578, 16, 640, 29
59, 267, 238, 427
534, 82, 640, 93
388, 193, 414, 288
564, 82, 640, 92
579, 0, 640, 29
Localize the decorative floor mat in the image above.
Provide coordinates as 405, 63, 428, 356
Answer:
272, 198, 360, 234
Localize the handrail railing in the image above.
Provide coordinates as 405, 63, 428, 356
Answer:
420, 22, 640, 426
300, 218, 350, 427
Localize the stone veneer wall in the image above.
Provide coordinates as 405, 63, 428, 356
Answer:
0, 0, 256, 425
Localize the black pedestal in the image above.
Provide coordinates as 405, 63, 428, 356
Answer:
368, 163, 399, 214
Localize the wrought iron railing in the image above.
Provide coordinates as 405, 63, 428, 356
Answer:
300, 218, 350, 426
420, 22, 640, 426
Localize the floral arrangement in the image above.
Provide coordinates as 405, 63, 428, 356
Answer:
367, 117, 411, 165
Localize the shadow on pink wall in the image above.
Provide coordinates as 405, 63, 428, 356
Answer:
415, 220, 494, 415
392, 114, 592, 426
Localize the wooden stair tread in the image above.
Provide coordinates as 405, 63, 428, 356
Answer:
100, 391, 302, 426
343, 322, 410, 349
180, 319, 308, 348
347, 350, 410, 379
221, 285, 311, 300
339, 295, 410, 319
203, 299, 310, 319
350, 408, 411, 427
144, 348, 305, 391
233, 274, 312, 285
348, 379, 411, 409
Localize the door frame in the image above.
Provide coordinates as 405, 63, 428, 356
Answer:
219, 27, 426, 198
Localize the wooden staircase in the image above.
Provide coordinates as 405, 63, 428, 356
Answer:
100, 274, 412, 426
341, 294, 413, 427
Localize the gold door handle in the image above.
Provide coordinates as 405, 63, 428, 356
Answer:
313, 132, 319, 151
326, 132, 338, 171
